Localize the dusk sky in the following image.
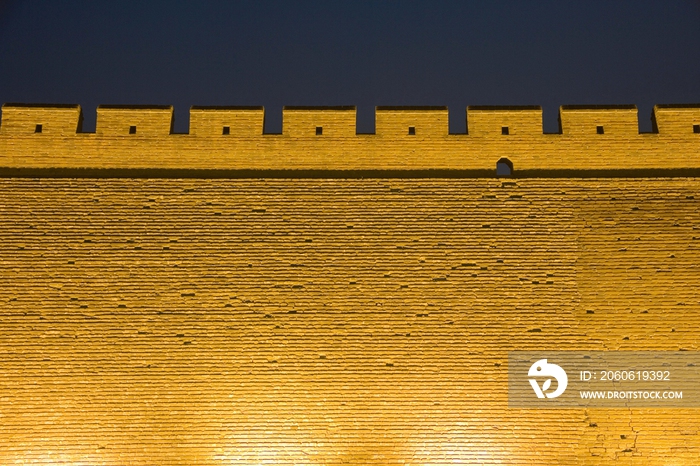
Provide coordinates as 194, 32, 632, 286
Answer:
0, 1, 698, 133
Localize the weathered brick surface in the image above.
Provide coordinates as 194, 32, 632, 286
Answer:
0, 178, 698, 465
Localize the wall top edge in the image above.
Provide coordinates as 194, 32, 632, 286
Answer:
191, 106, 264, 111
655, 103, 700, 109
376, 106, 448, 111
561, 104, 637, 110
3, 103, 80, 109
283, 106, 356, 111
97, 104, 173, 110
467, 105, 541, 111
3, 103, 699, 113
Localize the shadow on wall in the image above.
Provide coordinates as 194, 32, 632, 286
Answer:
4, 167, 700, 179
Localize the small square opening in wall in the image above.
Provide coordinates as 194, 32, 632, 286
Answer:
316, 126, 323, 135
497, 158, 513, 177
693, 124, 700, 134
501, 126, 509, 135
596, 126, 604, 134
222, 126, 230, 135
408, 126, 416, 135
34, 124, 43, 133
129, 126, 137, 134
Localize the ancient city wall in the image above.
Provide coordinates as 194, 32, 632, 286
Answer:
0, 103, 699, 171
0, 103, 699, 465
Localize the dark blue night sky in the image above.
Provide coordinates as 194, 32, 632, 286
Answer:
0, 1, 698, 133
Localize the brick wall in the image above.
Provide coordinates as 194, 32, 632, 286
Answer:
0, 178, 698, 465
1, 104, 699, 171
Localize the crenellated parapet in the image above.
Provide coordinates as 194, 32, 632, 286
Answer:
96, 105, 174, 136
653, 103, 700, 135
467, 105, 543, 136
0, 103, 699, 173
0, 103, 84, 136
190, 106, 264, 137
375, 106, 449, 137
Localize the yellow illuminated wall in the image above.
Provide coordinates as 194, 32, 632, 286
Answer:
0, 104, 699, 465
0, 103, 699, 171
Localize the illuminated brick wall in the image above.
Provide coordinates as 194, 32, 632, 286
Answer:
0, 178, 698, 465
0, 103, 699, 464
0, 103, 699, 171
